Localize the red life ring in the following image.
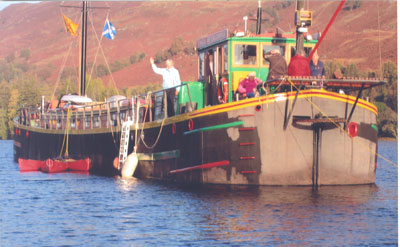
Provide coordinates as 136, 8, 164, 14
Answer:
172, 123, 176, 134
188, 119, 194, 131
218, 77, 229, 104
348, 122, 359, 138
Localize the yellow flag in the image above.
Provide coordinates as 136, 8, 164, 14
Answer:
62, 14, 79, 37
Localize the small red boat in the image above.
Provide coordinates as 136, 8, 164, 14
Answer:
41, 159, 68, 173
41, 158, 91, 173
67, 158, 91, 171
18, 158, 45, 171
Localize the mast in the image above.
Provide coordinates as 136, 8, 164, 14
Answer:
80, 1, 88, 96
295, 0, 305, 54
256, 0, 262, 35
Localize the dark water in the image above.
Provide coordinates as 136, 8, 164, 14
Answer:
1, 140, 397, 246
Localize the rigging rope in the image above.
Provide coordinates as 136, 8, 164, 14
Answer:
87, 13, 119, 95
286, 78, 397, 167
52, 8, 82, 100
86, 10, 107, 97
377, 0, 383, 74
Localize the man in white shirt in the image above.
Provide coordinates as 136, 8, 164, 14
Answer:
150, 57, 181, 117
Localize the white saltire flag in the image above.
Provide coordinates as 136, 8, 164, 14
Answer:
102, 18, 116, 40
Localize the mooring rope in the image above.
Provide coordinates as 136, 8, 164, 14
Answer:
287, 78, 397, 167
58, 107, 71, 158
138, 91, 167, 150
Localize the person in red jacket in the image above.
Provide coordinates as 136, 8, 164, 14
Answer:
288, 50, 310, 76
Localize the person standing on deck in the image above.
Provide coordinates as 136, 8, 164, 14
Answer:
264, 48, 288, 81
309, 51, 326, 87
150, 57, 181, 117
288, 50, 310, 76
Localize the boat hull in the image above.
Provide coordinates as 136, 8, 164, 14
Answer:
67, 158, 91, 171
18, 158, 45, 171
41, 159, 68, 173
14, 90, 378, 185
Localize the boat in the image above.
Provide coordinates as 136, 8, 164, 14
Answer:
41, 159, 68, 173
40, 157, 91, 173
18, 158, 45, 172
13, 1, 386, 185
66, 158, 91, 171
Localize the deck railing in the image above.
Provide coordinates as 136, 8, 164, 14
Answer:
16, 83, 194, 131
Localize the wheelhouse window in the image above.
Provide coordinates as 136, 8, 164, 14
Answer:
224, 44, 228, 72
262, 45, 286, 66
234, 44, 257, 66
199, 52, 205, 80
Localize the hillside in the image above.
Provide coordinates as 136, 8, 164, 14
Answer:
0, 1, 397, 89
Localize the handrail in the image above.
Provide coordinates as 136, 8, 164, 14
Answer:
16, 82, 194, 130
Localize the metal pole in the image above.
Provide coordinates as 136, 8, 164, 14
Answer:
295, 0, 305, 54
80, 1, 88, 96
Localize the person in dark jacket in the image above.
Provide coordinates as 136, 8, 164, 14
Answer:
309, 51, 326, 78
264, 49, 288, 81
288, 50, 310, 76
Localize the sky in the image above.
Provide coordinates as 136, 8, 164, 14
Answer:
0, 1, 41, 11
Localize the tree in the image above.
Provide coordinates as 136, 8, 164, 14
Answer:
169, 37, 184, 56
86, 77, 106, 101
138, 53, 145, 61
37, 64, 54, 81
6, 53, 15, 63
154, 51, 163, 64
20, 49, 31, 60
96, 64, 109, 77
7, 88, 19, 138
130, 54, 137, 64
0, 108, 8, 139
58, 77, 78, 97
343, 63, 359, 77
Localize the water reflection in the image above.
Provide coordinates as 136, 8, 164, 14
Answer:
170, 184, 380, 244
115, 176, 140, 192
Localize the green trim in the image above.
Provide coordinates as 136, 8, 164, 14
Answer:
371, 124, 378, 132
183, 121, 244, 135
137, 149, 180, 161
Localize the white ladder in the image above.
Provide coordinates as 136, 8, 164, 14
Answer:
119, 119, 133, 170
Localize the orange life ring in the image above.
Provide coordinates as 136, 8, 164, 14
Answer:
113, 157, 119, 170
218, 77, 229, 104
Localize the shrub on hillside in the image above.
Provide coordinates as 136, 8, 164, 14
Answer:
20, 49, 31, 60
344, 0, 362, 11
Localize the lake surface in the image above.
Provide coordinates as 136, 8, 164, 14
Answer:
0, 140, 397, 246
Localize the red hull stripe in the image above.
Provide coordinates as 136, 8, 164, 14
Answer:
238, 114, 255, 117
240, 142, 256, 146
239, 128, 255, 131
240, 170, 257, 174
169, 160, 229, 174
188, 91, 377, 117
240, 157, 256, 160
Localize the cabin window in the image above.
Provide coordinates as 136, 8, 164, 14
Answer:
199, 52, 205, 80
262, 45, 286, 66
234, 44, 257, 66
224, 44, 228, 72
218, 44, 228, 74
